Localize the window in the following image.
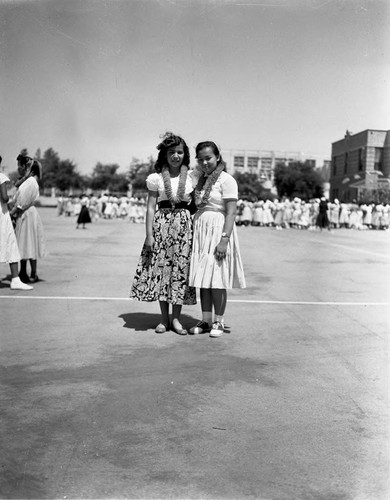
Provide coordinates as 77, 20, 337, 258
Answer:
233, 156, 244, 169
344, 152, 348, 174
374, 148, 383, 171
358, 148, 364, 171
332, 157, 337, 176
247, 157, 259, 169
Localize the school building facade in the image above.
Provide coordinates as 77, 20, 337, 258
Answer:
330, 129, 390, 202
221, 149, 322, 190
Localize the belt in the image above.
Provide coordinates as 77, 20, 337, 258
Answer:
158, 201, 190, 210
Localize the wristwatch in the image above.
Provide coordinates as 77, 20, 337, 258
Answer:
221, 232, 230, 239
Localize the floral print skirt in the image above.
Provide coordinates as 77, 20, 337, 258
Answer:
130, 208, 196, 305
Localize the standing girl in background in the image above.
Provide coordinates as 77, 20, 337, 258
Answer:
10, 153, 47, 283
189, 141, 246, 338
0, 156, 33, 290
130, 132, 196, 334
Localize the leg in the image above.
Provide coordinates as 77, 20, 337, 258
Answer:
211, 289, 227, 317
9, 262, 19, 279
10, 261, 33, 290
189, 288, 213, 334
19, 259, 30, 282
171, 304, 187, 335
158, 300, 170, 327
210, 289, 227, 338
30, 259, 38, 281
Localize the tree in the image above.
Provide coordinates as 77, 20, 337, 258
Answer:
89, 162, 129, 193
233, 172, 271, 200
128, 157, 155, 193
40, 148, 83, 193
273, 161, 324, 200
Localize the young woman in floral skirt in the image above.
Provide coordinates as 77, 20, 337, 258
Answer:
130, 132, 196, 334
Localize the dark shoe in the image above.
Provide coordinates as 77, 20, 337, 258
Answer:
155, 323, 169, 334
19, 273, 30, 283
30, 275, 39, 283
189, 321, 211, 335
171, 321, 188, 336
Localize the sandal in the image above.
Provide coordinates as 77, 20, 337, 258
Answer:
155, 323, 169, 334
171, 320, 188, 336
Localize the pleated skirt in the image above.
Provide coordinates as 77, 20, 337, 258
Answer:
189, 210, 246, 289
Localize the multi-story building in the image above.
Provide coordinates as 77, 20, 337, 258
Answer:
222, 149, 323, 191
330, 129, 390, 202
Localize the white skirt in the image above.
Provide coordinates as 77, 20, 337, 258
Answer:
15, 207, 47, 260
189, 210, 246, 289
0, 208, 20, 263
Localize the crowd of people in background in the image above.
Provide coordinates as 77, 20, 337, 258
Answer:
236, 198, 390, 231
56, 194, 147, 224
57, 193, 390, 231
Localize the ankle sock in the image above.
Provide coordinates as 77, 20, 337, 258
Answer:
202, 312, 213, 325
215, 315, 224, 324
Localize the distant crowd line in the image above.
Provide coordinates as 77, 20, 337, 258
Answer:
236, 197, 390, 231
58, 194, 390, 231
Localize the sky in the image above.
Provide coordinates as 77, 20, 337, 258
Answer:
0, 0, 389, 175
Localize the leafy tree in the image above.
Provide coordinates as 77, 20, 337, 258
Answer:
40, 148, 61, 189
128, 157, 155, 192
273, 161, 324, 200
89, 162, 129, 193
233, 172, 271, 200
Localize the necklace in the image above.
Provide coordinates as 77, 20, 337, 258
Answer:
161, 165, 188, 205
194, 162, 225, 208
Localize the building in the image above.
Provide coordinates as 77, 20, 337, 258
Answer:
222, 149, 324, 191
330, 129, 390, 202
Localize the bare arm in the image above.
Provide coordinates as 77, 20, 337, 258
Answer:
144, 191, 158, 253
0, 183, 9, 204
214, 199, 237, 260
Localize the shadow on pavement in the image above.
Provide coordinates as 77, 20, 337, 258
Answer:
118, 312, 198, 331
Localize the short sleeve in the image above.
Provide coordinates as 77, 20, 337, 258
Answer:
0, 173, 10, 185
189, 167, 201, 189
146, 173, 160, 192
221, 173, 238, 199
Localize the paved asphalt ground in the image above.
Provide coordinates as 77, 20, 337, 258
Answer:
0, 208, 389, 500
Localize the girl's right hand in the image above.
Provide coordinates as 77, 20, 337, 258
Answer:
144, 235, 154, 253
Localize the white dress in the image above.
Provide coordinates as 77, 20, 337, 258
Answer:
0, 173, 20, 264
14, 177, 47, 260
189, 170, 246, 289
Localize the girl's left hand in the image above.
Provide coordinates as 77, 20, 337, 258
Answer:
214, 240, 228, 261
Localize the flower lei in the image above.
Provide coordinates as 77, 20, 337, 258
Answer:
161, 165, 189, 205
194, 162, 225, 208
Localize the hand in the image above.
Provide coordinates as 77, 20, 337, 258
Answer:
144, 235, 154, 254
214, 240, 228, 261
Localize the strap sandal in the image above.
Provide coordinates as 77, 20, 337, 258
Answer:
155, 323, 169, 334
171, 321, 188, 336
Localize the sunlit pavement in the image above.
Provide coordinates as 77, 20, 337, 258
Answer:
1, 209, 389, 499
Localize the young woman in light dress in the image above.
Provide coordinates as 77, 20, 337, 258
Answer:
10, 153, 47, 283
188, 141, 246, 338
0, 156, 33, 290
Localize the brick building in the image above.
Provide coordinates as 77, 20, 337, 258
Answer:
330, 129, 390, 202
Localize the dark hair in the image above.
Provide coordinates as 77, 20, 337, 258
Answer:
17, 148, 32, 166
31, 160, 41, 179
154, 132, 190, 173
195, 141, 227, 171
